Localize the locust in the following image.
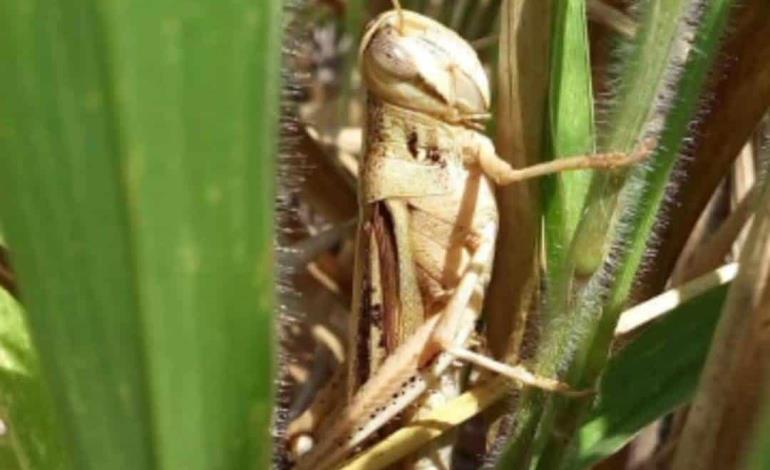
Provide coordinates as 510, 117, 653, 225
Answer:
287, 4, 650, 468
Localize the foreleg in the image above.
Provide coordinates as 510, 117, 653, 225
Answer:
465, 134, 654, 185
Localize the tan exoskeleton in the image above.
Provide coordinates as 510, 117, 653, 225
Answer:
287, 4, 650, 469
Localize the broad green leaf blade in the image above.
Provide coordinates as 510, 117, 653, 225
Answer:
0, 1, 282, 469
0, 288, 69, 470
544, 0, 595, 270
567, 285, 728, 470
0, 2, 156, 467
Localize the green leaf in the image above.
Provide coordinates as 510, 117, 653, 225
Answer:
543, 0, 595, 270
0, 1, 281, 469
0, 288, 70, 470
572, 0, 692, 276
567, 285, 728, 470
532, 1, 595, 460
498, 0, 737, 467
538, 0, 736, 465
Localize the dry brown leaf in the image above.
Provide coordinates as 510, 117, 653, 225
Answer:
672, 165, 770, 470
485, 0, 552, 361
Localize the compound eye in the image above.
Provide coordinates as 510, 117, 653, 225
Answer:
451, 67, 487, 114
366, 27, 419, 80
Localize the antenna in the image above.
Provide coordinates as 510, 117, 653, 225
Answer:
392, 0, 405, 33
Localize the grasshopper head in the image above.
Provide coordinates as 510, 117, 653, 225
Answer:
359, 9, 490, 125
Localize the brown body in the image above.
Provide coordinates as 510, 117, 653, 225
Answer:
350, 97, 498, 394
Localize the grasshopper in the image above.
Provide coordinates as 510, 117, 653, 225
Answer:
287, 4, 650, 468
